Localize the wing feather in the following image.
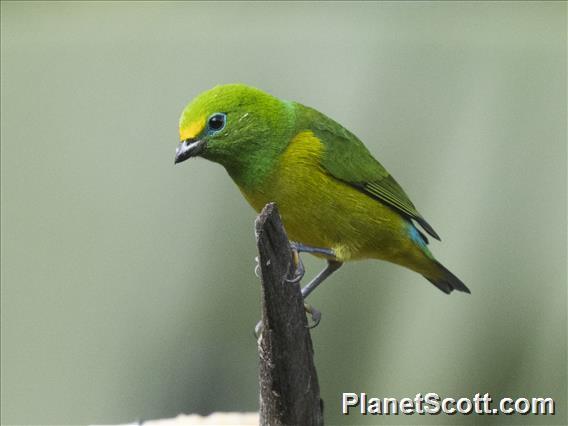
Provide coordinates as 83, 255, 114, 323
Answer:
297, 103, 441, 241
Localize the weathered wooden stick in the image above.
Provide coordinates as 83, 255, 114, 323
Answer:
255, 203, 324, 426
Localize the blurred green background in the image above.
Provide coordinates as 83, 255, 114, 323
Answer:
1, 1, 566, 425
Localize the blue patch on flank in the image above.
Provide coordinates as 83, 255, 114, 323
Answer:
408, 224, 427, 249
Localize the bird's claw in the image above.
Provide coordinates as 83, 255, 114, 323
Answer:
286, 248, 305, 284
254, 320, 263, 339
253, 304, 322, 339
304, 303, 322, 329
253, 243, 328, 339
254, 256, 261, 278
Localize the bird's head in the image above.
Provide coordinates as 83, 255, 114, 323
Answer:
175, 84, 293, 178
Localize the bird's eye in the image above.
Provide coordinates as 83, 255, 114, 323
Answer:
207, 113, 226, 132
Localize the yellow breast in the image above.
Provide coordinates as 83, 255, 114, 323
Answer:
238, 131, 421, 265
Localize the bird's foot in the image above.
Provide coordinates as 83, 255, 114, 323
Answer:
253, 303, 321, 339
304, 303, 321, 329
256, 248, 304, 283
254, 320, 263, 340
254, 256, 261, 278
286, 246, 305, 284
253, 243, 341, 338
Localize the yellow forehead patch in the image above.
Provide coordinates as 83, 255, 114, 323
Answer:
180, 116, 206, 141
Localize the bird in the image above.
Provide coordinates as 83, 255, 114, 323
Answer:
174, 83, 470, 304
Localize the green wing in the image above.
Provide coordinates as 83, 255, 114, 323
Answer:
298, 103, 440, 241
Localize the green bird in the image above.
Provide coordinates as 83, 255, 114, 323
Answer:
175, 84, 470, 299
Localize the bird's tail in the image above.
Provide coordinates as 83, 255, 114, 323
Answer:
424, 261, 470, 294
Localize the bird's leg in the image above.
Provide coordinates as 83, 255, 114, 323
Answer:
254, 243, 342, 337
301, 259, 343, 299
288, 242, 341, 326
287, 240, 340, 289
291, 241, 336, 258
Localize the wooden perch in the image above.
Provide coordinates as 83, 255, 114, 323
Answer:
255, 203, 324, 426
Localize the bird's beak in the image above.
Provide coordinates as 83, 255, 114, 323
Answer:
174, 138, 206, 164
